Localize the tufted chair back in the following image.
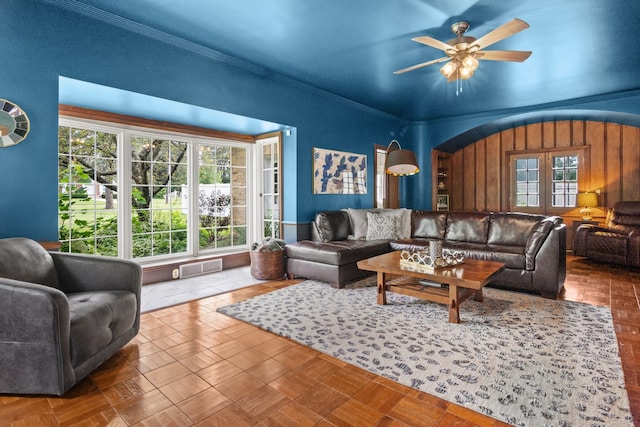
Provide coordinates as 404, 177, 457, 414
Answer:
607, 201, 640, 234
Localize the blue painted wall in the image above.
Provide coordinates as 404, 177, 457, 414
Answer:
2, 1, 639, 242
0, 1, 407, 241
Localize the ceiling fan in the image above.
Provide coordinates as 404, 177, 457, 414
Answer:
394, 18, 532, 81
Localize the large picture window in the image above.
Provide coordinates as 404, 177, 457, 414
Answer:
58, 117, 251, 262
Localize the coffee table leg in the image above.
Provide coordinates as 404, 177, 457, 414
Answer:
448, 285, 460, 323
474, 288, 484, 302
377, 272, 387, 305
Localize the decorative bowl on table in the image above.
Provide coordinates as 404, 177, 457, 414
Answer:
400, 244, 464, 271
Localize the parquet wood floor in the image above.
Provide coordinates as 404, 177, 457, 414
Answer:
1, 256, 639, 426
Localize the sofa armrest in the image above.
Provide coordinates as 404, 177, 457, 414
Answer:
524, 220, 555, 270
50, 252, 142, 297
0, 278, 70, 341
531, 223, 566, 298
0, 279, 75, 394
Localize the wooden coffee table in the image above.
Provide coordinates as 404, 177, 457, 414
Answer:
357, 251, 505, 323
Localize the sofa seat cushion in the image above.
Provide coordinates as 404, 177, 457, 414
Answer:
67, 290, 137, 367
390, 238, 434, 251
444, 242, 526, 270
392, 239, 525, 270
286, 240, 389, 266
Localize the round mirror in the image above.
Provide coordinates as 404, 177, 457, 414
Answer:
0, 99, 30, 148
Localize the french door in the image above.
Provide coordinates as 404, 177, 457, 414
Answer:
256, 133, 282, 240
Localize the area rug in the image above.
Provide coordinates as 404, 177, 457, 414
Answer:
217, 278, 633, 426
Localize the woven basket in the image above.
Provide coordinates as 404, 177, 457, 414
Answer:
250, 250, 285, 280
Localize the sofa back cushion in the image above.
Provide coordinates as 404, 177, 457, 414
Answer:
488, 212, 547, 247
314, 211, 352, 242
445, 212, 490, 243
411, 211, 447, 239
0, 238, 59, 288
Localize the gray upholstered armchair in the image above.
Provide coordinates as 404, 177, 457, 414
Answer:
0, 238, 142, 395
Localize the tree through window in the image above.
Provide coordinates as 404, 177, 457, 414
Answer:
58, 118, 250, 261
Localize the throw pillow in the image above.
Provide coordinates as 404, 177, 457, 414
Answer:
348, 208, 411, 240
347, 208, 372, 239
380, 208, 411, 239
366, 212, 401, 240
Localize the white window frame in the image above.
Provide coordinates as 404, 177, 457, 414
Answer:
58, 117, 254, 264
508, 146, 590, 214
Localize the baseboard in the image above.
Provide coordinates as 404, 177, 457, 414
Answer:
142, 252, 250, 285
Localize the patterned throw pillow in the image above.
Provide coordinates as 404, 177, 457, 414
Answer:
366, 212, 400, 240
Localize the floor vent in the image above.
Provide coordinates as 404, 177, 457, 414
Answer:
179, 259, 223, 279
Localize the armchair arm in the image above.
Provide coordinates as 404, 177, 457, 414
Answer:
0, 279, 75, 395
628, 230, 640, 266
574, 224, 626, 257
49, 252, 142, 296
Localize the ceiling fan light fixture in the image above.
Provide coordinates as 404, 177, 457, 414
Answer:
440, 61, 457, 78
459, 66, 474, 79
462, 54, 479, 71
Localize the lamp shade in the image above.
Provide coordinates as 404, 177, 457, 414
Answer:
385, 140, 419, 176
576, 192, 598, 208
576, 192, 598, 220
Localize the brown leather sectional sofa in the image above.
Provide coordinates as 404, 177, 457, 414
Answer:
286, 209, 566, 299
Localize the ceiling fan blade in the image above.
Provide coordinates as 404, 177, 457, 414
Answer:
471, 18, 529, 51
478, 50, 532, 62
411, 36, 454, 52
393, 57, 450, 74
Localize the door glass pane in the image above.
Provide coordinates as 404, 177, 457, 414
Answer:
551, 154, 578, 207
514, 156, 540, 207
259, 137, 280, 240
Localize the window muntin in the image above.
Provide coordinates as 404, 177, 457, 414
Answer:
58, 118, 252, 262
130, 136, 189, 258
515, 157, 540, 207
198, 145, 248, 250
260, 140, 280, 240
510, 149, 587, 214
551, 155, 578, 207
58, 126, 119, 255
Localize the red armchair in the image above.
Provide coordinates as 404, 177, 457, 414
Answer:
574, 201, 640, 267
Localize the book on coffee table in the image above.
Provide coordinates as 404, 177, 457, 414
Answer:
419, 279, 448, 288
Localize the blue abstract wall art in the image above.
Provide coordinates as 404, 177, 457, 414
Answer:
313, 147, 367, 194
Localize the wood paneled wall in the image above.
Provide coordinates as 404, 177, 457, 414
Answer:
445, 120, 640, 215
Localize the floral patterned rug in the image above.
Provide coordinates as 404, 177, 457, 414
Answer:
217, 278, 633, 426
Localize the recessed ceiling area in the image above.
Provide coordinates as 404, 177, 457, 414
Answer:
54, 0, 640, 122
59, 77, 288, 136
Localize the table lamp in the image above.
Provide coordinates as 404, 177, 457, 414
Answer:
576, 192, 598, 220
